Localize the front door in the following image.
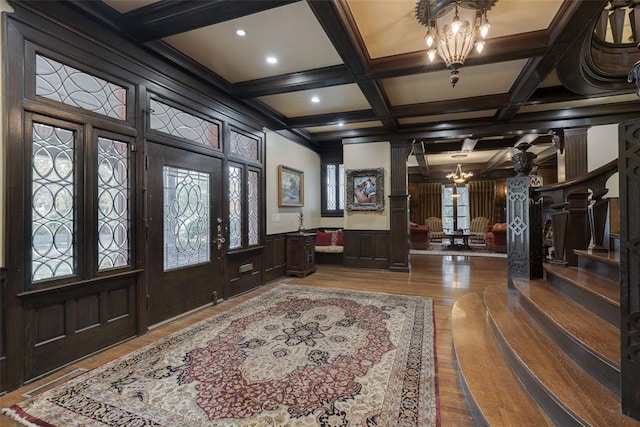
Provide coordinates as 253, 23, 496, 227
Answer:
146, 142, 223, 325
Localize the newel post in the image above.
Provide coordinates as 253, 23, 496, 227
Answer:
506, 143, 544, 288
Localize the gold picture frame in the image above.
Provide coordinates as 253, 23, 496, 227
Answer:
278, 165, 304, 207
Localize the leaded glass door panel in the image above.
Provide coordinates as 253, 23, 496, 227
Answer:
146, 142, 222, 325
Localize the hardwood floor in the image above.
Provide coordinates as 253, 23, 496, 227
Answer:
0, 254, 508, 426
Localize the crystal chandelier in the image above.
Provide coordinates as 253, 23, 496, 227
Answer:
415, 0, 497, 87
446, 163, 473, 183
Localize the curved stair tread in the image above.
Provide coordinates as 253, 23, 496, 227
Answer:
544, 263, 619, 306
513, 278, 620, 370
574, 249, 620, 266
484, 286, 639, 427
452, 293, 554, 427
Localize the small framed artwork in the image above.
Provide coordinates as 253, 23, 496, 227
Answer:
346, 168, 385, 211
278, 165, 304, 207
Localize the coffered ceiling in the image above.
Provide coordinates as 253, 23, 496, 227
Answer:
79, 0, 640, 179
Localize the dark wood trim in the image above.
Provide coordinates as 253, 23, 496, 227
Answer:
619, 119, 640, 419
495, 1, 608, 121
368, 30, 550, 80
120, 0, 302, 42
306, 0, 395, 132
288, 110, 377, 129
233, 65, 354, 99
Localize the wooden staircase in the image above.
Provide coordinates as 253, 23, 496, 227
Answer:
452, 250, 640, 426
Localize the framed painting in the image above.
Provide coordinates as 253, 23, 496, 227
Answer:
346, 168, 384, 211
278, 165, 304, 207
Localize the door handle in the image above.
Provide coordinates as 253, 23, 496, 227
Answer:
215, 217, 226, 250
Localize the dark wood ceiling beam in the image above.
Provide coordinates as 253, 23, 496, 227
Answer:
334, 101, 640, 144
494, 1, 608, 122
392, 94, 510, 118
368, 30, 550, 80
121, 0, 302, 42
417, 137, 524, 154
232, 65, 354, 98
479, 148, 517, 176
411, 141, 430, 178
287, 110, 377, 128
307, 0, 396, 131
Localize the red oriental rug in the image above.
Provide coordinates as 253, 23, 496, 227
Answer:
3, 284, 439, 426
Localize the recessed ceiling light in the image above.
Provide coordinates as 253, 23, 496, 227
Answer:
311, 96, 320, 103
338, 121, 344, 126
235, 29, 246, 37
266, 56, 278, 64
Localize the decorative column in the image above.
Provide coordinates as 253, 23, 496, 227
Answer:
506, 143, 544, 288
388, 139, 410, 272
619, 118, 640, 420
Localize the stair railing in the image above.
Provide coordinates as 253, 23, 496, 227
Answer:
532, 159, 618, 267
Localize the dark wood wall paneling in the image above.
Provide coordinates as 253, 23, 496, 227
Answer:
263, 234, 287, 283
21, 275, 137, 381
226, 251, 264, 298
0, 266, 6, 394
343, 230, 390, 269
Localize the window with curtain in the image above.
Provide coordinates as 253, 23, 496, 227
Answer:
408, 182, 442, 224
468, 180, 496, 223
442, 185, 469, 231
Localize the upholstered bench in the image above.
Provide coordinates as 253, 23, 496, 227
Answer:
315, 229, 344, 264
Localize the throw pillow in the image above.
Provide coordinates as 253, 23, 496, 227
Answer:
335, 229, 344, 246
315, 231, 332, 246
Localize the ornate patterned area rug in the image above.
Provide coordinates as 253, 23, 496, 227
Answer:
3, 284, 439, 426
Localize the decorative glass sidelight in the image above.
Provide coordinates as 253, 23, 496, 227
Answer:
31, 123, 75, 282
327, 164, 337, 210
228, 166, 242, 249
248, 170, 259, 245
150, 99, 219, 148
230, 130, 258, 160
163, 166, 210, 271
35, 54, 127, 120
97, 137, 130, 270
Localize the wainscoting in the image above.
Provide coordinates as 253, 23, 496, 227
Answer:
343, 230, 390, 269
20, 273, 139, 382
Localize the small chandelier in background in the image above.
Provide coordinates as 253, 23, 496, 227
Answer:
446, 163, 473, 183
415, 0, 497, 87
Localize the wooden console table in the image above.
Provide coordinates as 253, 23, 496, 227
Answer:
285, 232, 316, 277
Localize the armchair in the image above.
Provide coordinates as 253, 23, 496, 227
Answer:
426, 217, 445, 241
486, 223, 507, 253
409, 221, 430, 250
469, 217, 490, 244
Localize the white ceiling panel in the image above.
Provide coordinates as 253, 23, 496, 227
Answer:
162, 2, 343, 83
383, 59, 528, 106
258, 84, 371, 118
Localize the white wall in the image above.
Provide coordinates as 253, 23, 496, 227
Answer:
587, 124, 619, 197
343, 142, 391, 230
0, 1, 13, 268
265, 130, 321, 234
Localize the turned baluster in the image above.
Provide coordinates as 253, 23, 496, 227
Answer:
550, 201, 569, 266
588, 188, 609, 253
